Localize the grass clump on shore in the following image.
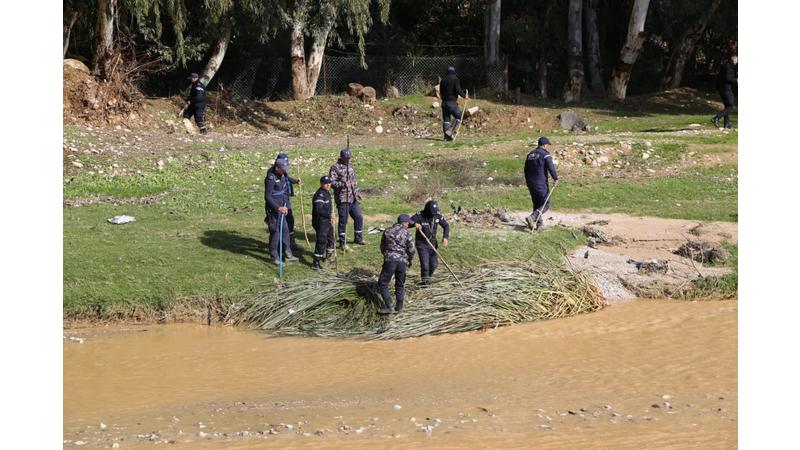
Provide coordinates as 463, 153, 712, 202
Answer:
230, 260, 605, 339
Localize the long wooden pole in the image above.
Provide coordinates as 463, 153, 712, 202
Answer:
297, 180, 310, 246
416, 228, 462, 287
451, 89, 468, 142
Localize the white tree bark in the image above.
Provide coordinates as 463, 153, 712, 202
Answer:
562, 0, 584, 103
660, 0, 722, 90
201, 20, 232, 85
583, 0, 603, 95
608, 0, 650, 101
92, 0, 117, 79
290, 1, 336, 100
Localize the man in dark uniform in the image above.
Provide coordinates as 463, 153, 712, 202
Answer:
410, 200, 450, 284
184, 72, 208, 134
311, 176, 335, 270
438, 66, 468, 141
378, 214, 416, 314
329, 148, 365, 250
524, 137, 559, 231
275, 152, 302, 251
712, 54, 738, 129
264, 159, 298, 264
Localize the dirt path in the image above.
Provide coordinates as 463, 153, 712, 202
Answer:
508, 211, 737, 301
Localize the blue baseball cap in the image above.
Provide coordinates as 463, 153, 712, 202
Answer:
340, 148, 352, 159
188, 72, 199, 79
274, 160, 288, 171
320, 175, 332, 184
276, 152, 288, 162
397, 214, 411, 224
538, 137, 551, 146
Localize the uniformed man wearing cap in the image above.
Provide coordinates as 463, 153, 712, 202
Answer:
409, 200, 450, 284
524, 137, 559, 230
329, 148, 365, 250
378, 214, 416, 314
184, 72, 208, 134
275, 152, 302, 251
311, 175, 335, 270
264, 159, 298, 264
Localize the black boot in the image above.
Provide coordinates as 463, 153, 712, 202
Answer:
712, 116, 720, 128
311, 260, 322, 270
394, 299, 404, 313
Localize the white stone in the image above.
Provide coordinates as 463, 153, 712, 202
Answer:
375, 125, 384, 134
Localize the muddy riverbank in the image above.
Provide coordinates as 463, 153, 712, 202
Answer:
64, 299, 737, 449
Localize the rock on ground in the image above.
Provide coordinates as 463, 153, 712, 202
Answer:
558, 110, 590, 132
675, 241, 731, 264
345, 83, 364, 97
386, 86, 401, 98
360, 86, 377, 104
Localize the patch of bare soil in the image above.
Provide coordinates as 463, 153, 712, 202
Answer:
505, 211, 737, 302
63, 59, 144, 124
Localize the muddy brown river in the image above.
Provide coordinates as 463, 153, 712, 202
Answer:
64, 300, 737, 449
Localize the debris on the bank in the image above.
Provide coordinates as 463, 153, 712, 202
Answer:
627, 259, 670, 274
367, 226, 385, 234
582, 226, 624, 247
232, 261, 604, 339
107, 215, 136, 225
674, 241, 730, 264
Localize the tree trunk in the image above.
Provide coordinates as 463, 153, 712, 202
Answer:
562, 0, 584, 103
290, 2, 335, 100
583, 0, 603, 95
660, 0, 723, 90
92, 0, 116, 80
608, 0, 650, 101
290, 20, 309, 100
64, 10, 79, 58
484, 0, 502, 89
538, 57, 548, 99
201, 19, 232, 85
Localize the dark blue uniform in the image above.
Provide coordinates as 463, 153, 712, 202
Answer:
410, 206, 450, 284
275, 154, 300, 248
439, 68, 466, 139
311, 187, 335, 264
184, 80, 208, 133
264, 169, 292, 262
524, 146, 558, 227
713, 60, 737, 128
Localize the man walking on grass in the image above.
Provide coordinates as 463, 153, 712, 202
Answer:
712, 53, 738, 129
378, 214, 416, 314
524, 137, 559, 231
439, 67, 468, 141
330, 148, 366, 250
184, 72, 208, 134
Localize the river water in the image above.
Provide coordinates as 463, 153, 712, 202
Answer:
64, 300, 737, 449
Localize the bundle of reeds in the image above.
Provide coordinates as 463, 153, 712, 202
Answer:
231, 261, 605, 339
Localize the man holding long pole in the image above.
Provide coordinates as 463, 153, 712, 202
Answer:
524, 137, 559, 231
264, 159, 298, 265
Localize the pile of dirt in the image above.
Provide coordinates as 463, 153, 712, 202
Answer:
449, 206, 512, 228
63, 59, 144, 124
674, 241, 731, 264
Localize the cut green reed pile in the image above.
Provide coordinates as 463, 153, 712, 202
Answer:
229, 260, 605, 339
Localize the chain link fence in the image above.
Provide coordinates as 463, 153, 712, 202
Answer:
223, 55, 504, 100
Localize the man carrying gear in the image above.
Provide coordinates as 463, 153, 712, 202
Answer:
712, 53, 737, 129
524, 137, 559, 231
274, 152, 302, 251
311, 176, 335, 270
329, 148, 365, 250
264, 159, 298, 264
410, 200, 450, 284
378, 214, 416, 314
438, 66, 468, 141
184, 72, 208, 134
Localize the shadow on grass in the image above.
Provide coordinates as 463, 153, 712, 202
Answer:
201, 230, 270, 263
